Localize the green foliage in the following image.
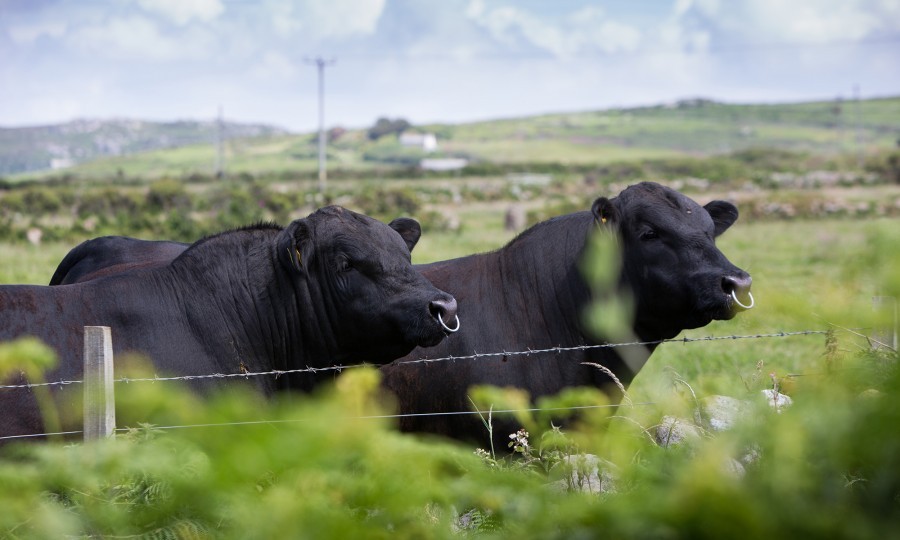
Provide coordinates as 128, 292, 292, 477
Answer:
0, 186, 68, 214
146, 178, 191, 213
2, 343, 899, 537
351, 186, 421, 221
77, 187, 142, 219
0, 336, 58, 378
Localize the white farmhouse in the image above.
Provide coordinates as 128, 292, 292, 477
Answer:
398, 132, 438, 152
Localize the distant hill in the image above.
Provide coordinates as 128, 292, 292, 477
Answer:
3, 96, 898, 180
0, 119, 289, 175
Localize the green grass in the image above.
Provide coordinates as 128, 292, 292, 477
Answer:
0, 243, 73, 284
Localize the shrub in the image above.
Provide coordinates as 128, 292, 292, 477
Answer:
204, 184, 267, 231
367, 117, 411, 141
352, 187, 421, 220
0, 186, 66, 215
146, 178, 191, 212
77, 188, 142, 218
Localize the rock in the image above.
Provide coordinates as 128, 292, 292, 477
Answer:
858, 388, 881, 400
26, 228, 43, 246
504, 205, 525, 231
701, 395, 749, 432
761, 389, 792, 411
656, 415, 703, 448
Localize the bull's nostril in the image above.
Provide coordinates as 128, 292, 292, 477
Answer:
722, 275, 752, 295
430, 297, 460, 333
429, 297, 457, 319
723, 274, 754, 310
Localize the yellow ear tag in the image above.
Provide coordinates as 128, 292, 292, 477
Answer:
601, 217, 607, 224
295, 248, 303, 267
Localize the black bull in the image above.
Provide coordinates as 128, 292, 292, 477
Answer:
384, 182, 752, 443
45, 182, 752, 445
1, 206, 458, 440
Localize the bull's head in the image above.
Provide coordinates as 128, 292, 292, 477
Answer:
276, 206, 458, 363
591, 182, 753, 339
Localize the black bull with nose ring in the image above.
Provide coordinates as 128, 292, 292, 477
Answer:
381, 182, 753, 446
2, 207, 459, 441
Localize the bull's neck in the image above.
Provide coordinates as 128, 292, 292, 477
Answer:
493, 213, 594, 344
167, 241, 341, 381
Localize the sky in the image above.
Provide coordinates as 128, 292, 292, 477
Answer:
2, 0, 899, 133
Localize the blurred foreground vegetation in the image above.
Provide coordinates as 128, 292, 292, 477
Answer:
1, 342, 898, 538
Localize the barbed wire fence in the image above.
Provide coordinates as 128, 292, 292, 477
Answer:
0, 325, 893, 444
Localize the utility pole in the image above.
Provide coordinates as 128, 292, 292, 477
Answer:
215, 105, 224, 178
853, 84, 863, 168
832, 95, 843, 154
305, 56, 336, 195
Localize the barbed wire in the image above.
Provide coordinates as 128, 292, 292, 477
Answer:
0, 329, 833, 391
0, 403, 658, 442
0, 430, 85, 442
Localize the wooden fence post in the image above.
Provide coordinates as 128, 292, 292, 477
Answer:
84, 326, 115, 441
872, 296, 898, 352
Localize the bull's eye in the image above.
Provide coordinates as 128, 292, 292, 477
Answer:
337, 258, 353, 273
640, 229, 659, 241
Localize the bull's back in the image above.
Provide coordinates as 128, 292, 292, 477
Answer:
49, 237, 188, 285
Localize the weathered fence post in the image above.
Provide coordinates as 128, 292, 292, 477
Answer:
83, 326, 115, 441
872, 296, 898, 352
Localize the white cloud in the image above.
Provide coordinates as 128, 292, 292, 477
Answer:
266, 0, 386, 40
688, 0, 899, 43
569, 7, 642, 54
137, 0, 224, 26
68, 15, 215, 61
467, 3, 641, 58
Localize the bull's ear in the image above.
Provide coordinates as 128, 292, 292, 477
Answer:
276, 219, 311, 274
389, 217, 422, 253
591, 197, 619, 229
704, 200, 739, 237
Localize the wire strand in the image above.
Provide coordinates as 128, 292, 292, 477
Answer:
0, 329, 833, 391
